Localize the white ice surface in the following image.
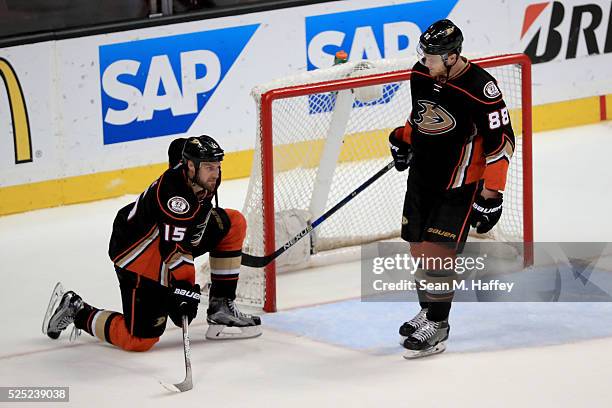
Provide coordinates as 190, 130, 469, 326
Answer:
1, 122, 612, 407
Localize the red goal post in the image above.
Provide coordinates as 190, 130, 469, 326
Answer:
243, 53, 532, 312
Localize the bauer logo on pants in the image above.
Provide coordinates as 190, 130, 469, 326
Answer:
98, 25, 259, 144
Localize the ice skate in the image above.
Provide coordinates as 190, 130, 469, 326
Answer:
42, 282, 84, 340
402, 318, 449, 359
398, 308, 428, 344
206, 297, 262, 339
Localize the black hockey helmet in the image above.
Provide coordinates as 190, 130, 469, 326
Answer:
418, 19, 463, 57
182, 135, 224, 166
168, 137, 187, 168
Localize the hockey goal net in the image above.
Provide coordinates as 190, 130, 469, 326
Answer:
228, 54, 531, 312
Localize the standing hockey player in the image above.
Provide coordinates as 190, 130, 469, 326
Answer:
43, 135, 261, 352
388, 19, 515, 358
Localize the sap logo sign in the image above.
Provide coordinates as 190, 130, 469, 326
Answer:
102, 51, 220, 125
305, 0, 458, 70
99, 25, 259, 144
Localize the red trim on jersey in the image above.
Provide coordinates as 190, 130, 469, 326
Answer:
449, 60, 471, 81
445, 81, 503, 105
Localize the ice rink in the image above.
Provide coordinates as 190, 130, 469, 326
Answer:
1, 122, 612, 407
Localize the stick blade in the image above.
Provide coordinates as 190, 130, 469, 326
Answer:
159, 379, 192, 393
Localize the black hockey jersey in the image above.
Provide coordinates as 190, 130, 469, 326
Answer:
394, 59, 515, 191
108, 166, 212, 286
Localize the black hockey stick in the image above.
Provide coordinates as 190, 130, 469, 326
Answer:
159, 314, 193, 393
241, 160, 395, 268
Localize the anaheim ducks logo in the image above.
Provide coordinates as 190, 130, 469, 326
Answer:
413, 100, 456, 135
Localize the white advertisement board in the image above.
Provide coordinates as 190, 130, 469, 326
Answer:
0, 0, 610, 189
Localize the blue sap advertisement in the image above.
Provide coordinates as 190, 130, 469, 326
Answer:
305, 0, 458, 70
304, 0, 457, 113
99, 25, 259, 144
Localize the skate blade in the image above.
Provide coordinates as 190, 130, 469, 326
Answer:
42, 282, 64, 336
205, 324, 262, 340
403, 341, 446, 360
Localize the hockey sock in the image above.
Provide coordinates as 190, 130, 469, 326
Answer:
416, 287, 430, 309
209, 250, 241, 300
74, 302, 96, 335
209, 276, 238, 300
426, 301, 452, 322
74, 304, 121, 341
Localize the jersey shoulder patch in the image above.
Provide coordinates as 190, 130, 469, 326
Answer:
156, 168, 199, 220
482, 80, 502, 99
167, 196, 190, 215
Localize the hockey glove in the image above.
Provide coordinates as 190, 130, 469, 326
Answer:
470, 193, 503, 234
168, 280, 201, 327
388, 129, 413, 171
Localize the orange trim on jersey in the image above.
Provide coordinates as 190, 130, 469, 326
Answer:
170, 263, 195, 284
155, 172, 200, 222
161, 244, 195, 285
411, 70, 502, 105
403, 121, 413, 144
447, 142, 469, 190
394, 122, 413, 145
214, 209, 247, 252
464, 136, 485, 186
112, 224, 158, 263
483, 160, 510, 191
123, 237, 163, 282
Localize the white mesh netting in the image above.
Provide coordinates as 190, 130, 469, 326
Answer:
201, 55, 530, 309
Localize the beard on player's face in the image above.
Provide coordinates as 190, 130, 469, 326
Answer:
196, 165, 219, 192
